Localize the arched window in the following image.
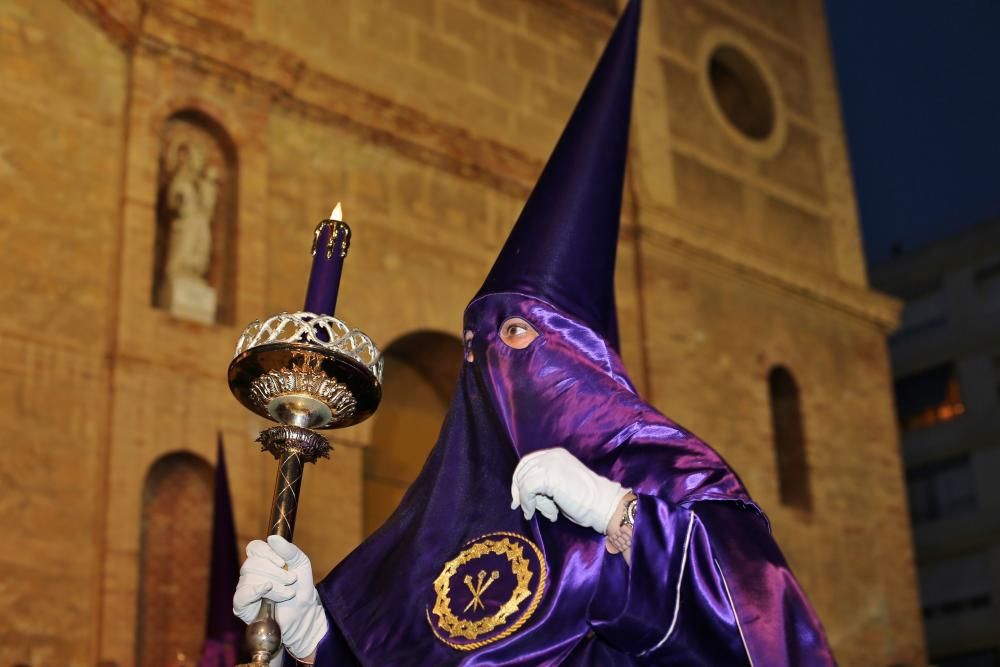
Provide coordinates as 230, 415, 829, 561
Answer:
363, 331, 463, 536
138, 452, 213, 667
768, 366, 811, 510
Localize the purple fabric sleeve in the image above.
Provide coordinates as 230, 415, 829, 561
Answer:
589, 496, 837, 666
312, 608, 361, 667
691, 501, 837, 666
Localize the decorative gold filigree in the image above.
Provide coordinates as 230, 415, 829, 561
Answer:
248, 367, 358, 420
311, 219, 351, 259
427, 532, 547, 651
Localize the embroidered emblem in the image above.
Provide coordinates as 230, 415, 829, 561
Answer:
464, 570, 500, 612
427, 532, 547, 651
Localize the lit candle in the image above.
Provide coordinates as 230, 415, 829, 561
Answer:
304, 202, 351, 316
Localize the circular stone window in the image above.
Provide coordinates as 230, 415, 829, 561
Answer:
708, 45, 774, 140
698, 32, 786, 156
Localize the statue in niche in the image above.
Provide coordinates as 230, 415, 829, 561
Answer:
158, 136, 222, 324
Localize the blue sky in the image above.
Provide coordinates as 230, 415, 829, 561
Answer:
825, 1, 1000, 266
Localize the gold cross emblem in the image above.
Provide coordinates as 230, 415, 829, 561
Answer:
463, 569, 500, 612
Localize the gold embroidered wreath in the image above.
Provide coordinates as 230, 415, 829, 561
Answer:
427, 532, 547, 650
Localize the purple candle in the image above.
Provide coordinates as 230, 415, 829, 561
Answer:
304, 202, 351, 316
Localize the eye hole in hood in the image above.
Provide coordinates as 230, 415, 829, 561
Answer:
499, 316, 540, 350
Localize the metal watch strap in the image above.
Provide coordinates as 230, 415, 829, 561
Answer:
620, 496, 638, 528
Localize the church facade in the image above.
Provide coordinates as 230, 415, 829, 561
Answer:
0, 0, 924, 664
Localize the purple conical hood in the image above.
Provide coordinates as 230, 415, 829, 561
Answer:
199, 436, 247, 666
475, 0, 640, 349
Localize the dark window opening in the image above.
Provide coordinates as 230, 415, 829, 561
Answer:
907, 455, 977, 523
894, 363, 965, 432
923, 594, 990, 619
708, 45, 776, 141
768, 366, 811, 510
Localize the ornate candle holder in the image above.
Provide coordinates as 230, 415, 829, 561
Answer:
229, 311, 382, 666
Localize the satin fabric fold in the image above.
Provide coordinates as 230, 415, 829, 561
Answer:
314, 294, 836, 666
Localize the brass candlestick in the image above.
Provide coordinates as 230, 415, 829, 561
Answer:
229, 311, 382, 665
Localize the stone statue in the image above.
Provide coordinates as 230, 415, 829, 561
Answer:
159, 139, 221, 324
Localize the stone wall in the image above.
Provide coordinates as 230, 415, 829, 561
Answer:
0, 0, 923, 664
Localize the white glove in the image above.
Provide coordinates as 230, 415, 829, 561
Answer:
233, 535, 329, 660
510, 447, 629, 534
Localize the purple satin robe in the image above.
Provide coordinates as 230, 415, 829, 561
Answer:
313, 294, 837, 666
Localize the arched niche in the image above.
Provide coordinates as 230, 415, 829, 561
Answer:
137, 451, 214, 667
767, 366, 812, 511
152, 109, 238, 325
363, 331, 463, 537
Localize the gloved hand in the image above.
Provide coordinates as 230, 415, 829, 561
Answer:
233, 535, 329, 660
510, 447, 629, 534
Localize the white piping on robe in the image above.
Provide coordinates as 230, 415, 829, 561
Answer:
716, 557, 754, 667
643, 511, 697, 655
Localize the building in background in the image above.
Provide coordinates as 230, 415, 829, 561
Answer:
871, 219, 1000, 667
0, 0, 923, 665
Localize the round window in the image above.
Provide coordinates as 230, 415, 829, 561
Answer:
707, 45, 776, 141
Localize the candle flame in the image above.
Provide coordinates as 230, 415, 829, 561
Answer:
330, 202, 343, 222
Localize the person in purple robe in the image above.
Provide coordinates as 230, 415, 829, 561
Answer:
233, 2, 838, 664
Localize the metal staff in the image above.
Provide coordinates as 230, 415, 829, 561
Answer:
227, 214, 382, 666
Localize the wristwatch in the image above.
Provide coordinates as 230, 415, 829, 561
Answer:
620, 495, 638, 529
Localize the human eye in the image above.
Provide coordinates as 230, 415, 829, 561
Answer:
498, 317, 539, 349
505, 322, 527, 336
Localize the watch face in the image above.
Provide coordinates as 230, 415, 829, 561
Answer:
626, 499, 637, 525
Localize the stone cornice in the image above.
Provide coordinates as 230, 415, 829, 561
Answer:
639, 205, 902, 331
143, 3, 543, 199
65, 0, 899, 331
64, 0, 140, 50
